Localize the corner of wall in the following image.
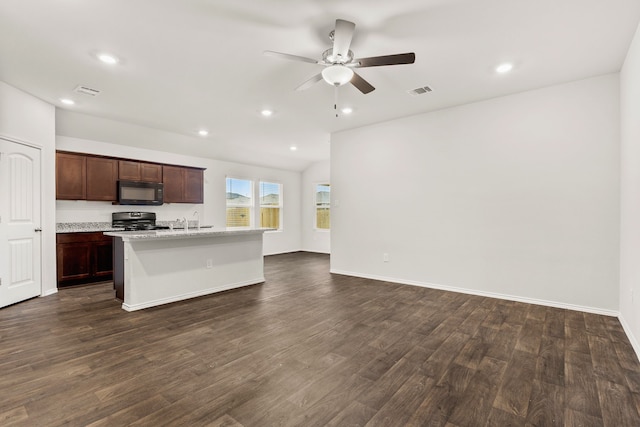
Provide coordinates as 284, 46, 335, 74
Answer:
619, 19, 640, 362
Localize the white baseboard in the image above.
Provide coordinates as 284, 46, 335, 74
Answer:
41, 288, 58, 297
264, 250, 330, 256
121, 277, 264, 312
329, 269, 619, 317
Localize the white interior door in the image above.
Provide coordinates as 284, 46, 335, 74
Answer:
0, 138, 42, 308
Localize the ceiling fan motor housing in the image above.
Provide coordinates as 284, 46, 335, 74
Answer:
322, 48, 354, 65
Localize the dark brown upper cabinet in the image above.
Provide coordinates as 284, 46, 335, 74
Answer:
184, 168, 204, 203
56, 151, 204, 203
56, 152, 87, 200
163, 165, 204, 204
118, 160, 162, 182
86, 157, 118, 201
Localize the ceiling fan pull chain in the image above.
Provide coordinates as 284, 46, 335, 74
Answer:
334, 85, 339, 118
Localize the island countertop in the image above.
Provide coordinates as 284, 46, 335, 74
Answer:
104, 227, 273, 241
109, 227, 271, 311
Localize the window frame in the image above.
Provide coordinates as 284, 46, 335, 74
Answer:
259, 180, 283, 232
314, 182, 331, 231
225, 176, 254, 229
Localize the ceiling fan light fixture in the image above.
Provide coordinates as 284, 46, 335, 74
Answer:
322, 65, 354, 86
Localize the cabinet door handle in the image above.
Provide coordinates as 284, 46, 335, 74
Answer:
34, 228, 42, 232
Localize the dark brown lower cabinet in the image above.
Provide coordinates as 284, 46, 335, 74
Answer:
56, 232, 113, 287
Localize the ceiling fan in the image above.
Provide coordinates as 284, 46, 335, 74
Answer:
264, 19, 415, 94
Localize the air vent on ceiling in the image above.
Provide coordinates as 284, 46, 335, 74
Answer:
74, 85, 101, 97
408, 85, 433, 96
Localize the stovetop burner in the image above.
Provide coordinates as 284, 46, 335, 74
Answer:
122, 224, 157, 231
112, 211, 157, 231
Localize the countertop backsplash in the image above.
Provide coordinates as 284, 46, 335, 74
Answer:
56, 200, 205, 229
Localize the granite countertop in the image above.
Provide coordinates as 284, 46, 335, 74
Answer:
57, 222, 124, 233
104, 228, 273, 241
56, 221, 202, 233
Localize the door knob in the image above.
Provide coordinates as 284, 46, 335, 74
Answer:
34, 228, 42, 232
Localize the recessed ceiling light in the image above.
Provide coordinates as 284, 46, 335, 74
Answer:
496, 63, 513, 73
289, 145, 297, 151
341, 107, 353, 114
60, 98, 75, 105
261, 109, 273, 117
198, 130, 209, 137
97, 53, 119, 65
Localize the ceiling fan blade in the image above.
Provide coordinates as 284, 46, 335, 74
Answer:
295, 73, 324, 91
350, 72, 375, 94
263, 50, 319, 64
355, 52, 416, 68
332, 19, 356, 61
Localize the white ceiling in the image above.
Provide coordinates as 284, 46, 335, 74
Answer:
2, 0, 639, 171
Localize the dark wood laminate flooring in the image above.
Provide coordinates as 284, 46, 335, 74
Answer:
1, 252, 640, 426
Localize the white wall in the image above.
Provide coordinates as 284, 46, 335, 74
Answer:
57, 133, 302, 256
0, 81, 57, 296
620, 22, 640, 357
302, 159, 330, 253
331, 74, 620, 314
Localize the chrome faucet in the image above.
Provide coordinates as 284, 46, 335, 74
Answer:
182, 216, 188, 231
193, 210, 200, 230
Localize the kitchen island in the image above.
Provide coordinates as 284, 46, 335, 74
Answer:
104, 228, 271, 311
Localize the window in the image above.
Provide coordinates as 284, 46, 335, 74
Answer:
315, 183, 330, 229
260, 181, 282, 230
226, 178, 253, 227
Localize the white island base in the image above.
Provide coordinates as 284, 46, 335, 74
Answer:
105, 229, 269, 311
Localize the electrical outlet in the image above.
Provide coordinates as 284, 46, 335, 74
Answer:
206, 259, 213, 269
383, 253, 389, 262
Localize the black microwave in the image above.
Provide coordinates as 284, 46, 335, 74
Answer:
118, 180, 164, 205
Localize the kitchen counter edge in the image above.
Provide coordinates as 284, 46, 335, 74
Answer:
57, 222, 124, 233
104, 228, 274, 241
